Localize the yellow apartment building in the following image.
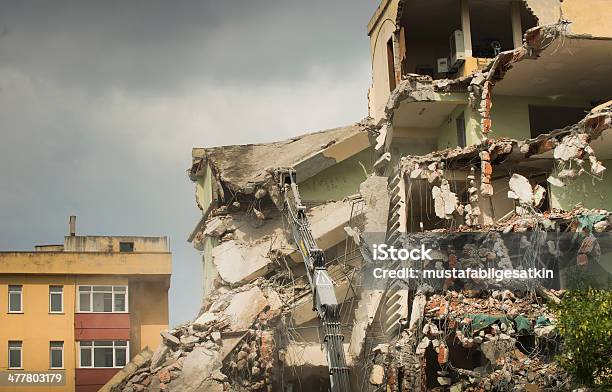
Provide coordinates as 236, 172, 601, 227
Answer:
0, 217, 172, 392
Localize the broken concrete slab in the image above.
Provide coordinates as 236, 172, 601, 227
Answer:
307, 199, 353, 251
203, 216, 235, 238
193, 312, 217, 327
223, 287, 268, 332
191, 123, 371, 193
169, 347, 223, 392
212, 240, 272, 285
160, 330, 180, 347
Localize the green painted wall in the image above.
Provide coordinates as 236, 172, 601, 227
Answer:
550, 160, 612, 211
299, 148, 374, 202
196, 164, 214, 213
437, 105, 470, 150
482, 95, 591, 143
195, 164, 218, 297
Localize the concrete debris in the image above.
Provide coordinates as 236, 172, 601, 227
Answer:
508, 174, 534, 205
369, 364, 385, 385
176, 22, 612, 392
533, 184, 546, 208
212, 240, 272, 285
381, 289, 571, 391
432, 179, 458, 219
222, 287, 268, 332
203, 216, 235, 238
108, 281, 282, 392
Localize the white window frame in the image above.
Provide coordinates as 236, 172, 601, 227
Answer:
76, 285, 128, 313
49, 285, 64, 313
8, 285, 23, 313
78, 340, 129, 369
49, 341, 64, 369
8, 341, 22, 369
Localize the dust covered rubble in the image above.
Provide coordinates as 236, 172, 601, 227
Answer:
367, 289, 572, 392
110, 281, 282, 392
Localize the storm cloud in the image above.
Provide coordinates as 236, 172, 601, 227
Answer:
0, 0, 377, 324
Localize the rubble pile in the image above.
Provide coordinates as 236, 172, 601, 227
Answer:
111, 282, 284, 392
370, 289, 572, 391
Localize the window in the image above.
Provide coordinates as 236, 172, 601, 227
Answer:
79, 340, 128, 368
50, 342, 64, 369
8, 285, 22, 313
386, 37, 396, 92
49, 286, 63, 313
8, 341, 22, 369
78, 286, 128, 313
456, 113, 466, 148
119, 242, 134, 252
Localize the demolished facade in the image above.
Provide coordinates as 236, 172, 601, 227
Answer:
106, 0, 611, 391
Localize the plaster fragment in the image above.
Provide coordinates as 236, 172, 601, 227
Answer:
508, 174, 533, 205
432, 180, 458, 219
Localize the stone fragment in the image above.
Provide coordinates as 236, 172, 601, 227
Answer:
480, 337, 516, 363
254, 188, 267, 199
594, 220, 609, 232
180, 335, 199, 347
590, 157, 606, 175
158, 369, 171, 384
203, 217, 234, 238
170, 347, 223, 392
210, 331, 222, 344
437, 377, 452, 386
150, 345, 170, 371
534, 325, 556, 339
533, 185, 546, 207
416, 337, 430, 355
160, 330, 180, 347
369, 364, 384, 385
193, 312, 217, 328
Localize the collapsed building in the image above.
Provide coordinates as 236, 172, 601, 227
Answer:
105, 1, 612, 391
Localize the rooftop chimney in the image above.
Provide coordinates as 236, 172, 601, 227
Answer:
69, 215, 76, 236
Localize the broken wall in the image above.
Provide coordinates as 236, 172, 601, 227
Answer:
298, 148, 374, 202
487, 95, 592, 142
436, 105, 480, 150
367, 0, 401, 121
195, 164, 215, 213
389, 127, 439, 167
550, 159, 612, 211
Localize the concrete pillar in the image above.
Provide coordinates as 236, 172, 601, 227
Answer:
511, 1, 523, 48
460, 0, 472, 57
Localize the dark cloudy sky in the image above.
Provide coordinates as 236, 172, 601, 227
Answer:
0, 1, 378, 325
